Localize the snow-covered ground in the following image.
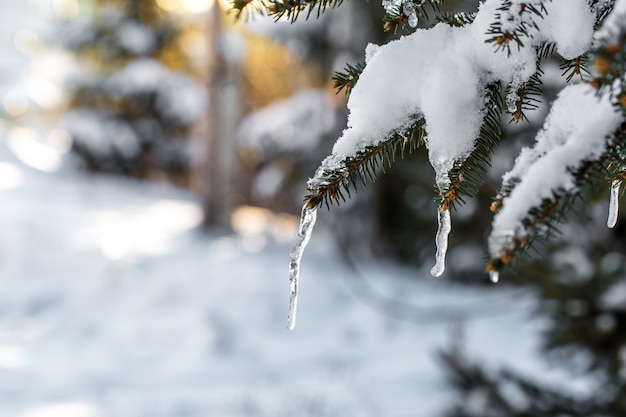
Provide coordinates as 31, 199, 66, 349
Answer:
0, 139, 595, 417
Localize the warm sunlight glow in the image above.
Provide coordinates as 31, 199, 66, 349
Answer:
266, 44, 291, 71
231, 205, 272, 236
180, 0, 215, 12
27, 76, 65, 109
14, 29, 41, 54
179, 29, 208, 64
156, 0, 179, 11
3, 90, 29, 116
230, 206, 299, 246
51, 0, 79, 19
71, 199, 203, 262
157, 0, 215, 13
100, 200, 202, 260
7, 127, 63, 172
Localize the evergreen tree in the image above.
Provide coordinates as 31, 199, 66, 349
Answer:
54, 0, 208, 186
439, 205, 626, 415
232, 0, 626, 290
231, 0, 626, 413
229, 1, 626, 412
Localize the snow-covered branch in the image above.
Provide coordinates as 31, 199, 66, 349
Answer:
488, 84, 625, 273
280, 0, 626, 328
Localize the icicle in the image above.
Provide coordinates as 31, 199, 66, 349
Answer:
287, 205, 318, 330
489, 270, 499, 283
608, 179, 622, 228
430, 208, 451, 277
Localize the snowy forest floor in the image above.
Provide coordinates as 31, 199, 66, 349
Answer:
0, 144, 594, 417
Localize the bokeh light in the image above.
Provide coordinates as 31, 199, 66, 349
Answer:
3, 90, 29, 116
13, 29, 41, 55
157, 0, 216, 13
181, 0, 215, 12
51, 0, 79, 19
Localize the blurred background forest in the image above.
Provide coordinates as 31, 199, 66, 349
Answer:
1, 0, 626, 416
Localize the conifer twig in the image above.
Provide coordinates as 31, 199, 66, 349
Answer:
332, 61, 366, 96
487, 122, 626, 274
305, 119, 426, 209
230, 0, 343, 22
439, 82, 504, 211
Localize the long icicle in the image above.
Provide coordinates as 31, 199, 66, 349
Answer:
430, 208, 451, 277
287, 205, 318, 330
608, 179, 622, 228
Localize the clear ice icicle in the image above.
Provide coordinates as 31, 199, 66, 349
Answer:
489, 270, 499, 283
287, 205, 318, 330
430, 208, 451, 277
608, 179, 621, 228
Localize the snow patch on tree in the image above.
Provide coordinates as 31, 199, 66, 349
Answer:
155, 74, 209, 127
280, 0, 625, 328
105, 59, 167, 97
309, 0, 595, 191
489, 84, 624, 259
237, 89, 336, 155
540, 0, 594, 59
601, 279, 626, 311
596, 0, 626, 42
115, 21, 157, 55
61, 109, 141, 159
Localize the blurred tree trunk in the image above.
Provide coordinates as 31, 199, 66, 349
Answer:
199, 3, 242, 228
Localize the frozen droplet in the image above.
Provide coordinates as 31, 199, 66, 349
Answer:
287, 205, 318, 330
430, 208, 451, 277
608, 179, 621, 228
489, 270, 499, 283
403, 2, 418, 28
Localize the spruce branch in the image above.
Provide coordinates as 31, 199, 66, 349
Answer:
507, 67, 543, 123
230, 0, 343, 22
590, 34, 626, 103
537, 41, 557, 59
382, 0, 441, 33
591, 0, 617, 30
230, 0, 268, 19
489, 18, 626, 274
440, 349, 611, 416
486, 1, 547, 54
487, 121, 626, 274
304, 119, 426, 210
436, 11, 476, 27
438, 82, 505, 211
560, 54, 591, 82
332, 61, 366, 96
